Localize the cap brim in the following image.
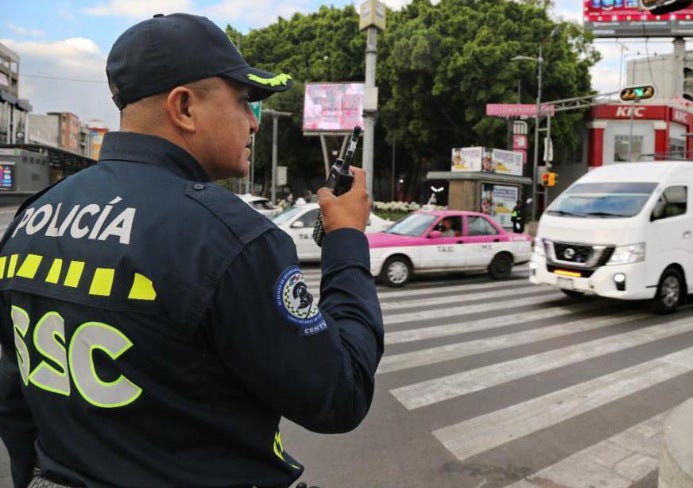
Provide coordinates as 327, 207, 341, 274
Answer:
223, 66, 293, 102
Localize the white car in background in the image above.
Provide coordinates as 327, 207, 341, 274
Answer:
273, 203, 393, 262
237, 194, 282, 218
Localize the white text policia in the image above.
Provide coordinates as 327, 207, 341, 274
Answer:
12, 197, 135, 245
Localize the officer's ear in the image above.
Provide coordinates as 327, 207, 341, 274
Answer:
166, 86, 196, 133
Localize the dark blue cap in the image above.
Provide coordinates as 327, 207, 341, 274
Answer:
106, 13, 293, 109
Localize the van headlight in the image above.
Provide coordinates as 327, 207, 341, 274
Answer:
532, 238, 545, 257
607, 243, 645, 265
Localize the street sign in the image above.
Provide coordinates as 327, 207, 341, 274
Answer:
249, 101, 262, 124
486, 103, 556, 118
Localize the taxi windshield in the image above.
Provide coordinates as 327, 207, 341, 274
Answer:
546, 182, 657, 218
272, 205, 306, 225
385, 213, 438, 236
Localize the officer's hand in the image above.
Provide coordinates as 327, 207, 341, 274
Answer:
317, 167, 370, 234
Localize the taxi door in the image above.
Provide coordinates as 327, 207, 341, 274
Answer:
292, 207, 321, 260
424, 215, 467, 269
464, 215, 503, 267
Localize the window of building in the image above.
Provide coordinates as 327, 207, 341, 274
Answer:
669, 137, 686, 160
614, 135, 644, 162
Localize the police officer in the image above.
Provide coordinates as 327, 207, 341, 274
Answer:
0, 13, 383, 488
511, 199, 526, 233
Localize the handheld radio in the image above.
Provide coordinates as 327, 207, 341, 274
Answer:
312, 126, 361, 246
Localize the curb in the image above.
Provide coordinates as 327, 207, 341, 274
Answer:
658, 398, 693, 487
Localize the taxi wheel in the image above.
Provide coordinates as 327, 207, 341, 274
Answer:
488, 253, 513, 280
652, 268, 683, 314
381, 256, 411, 287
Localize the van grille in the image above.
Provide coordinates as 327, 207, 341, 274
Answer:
546, 240, 615, 269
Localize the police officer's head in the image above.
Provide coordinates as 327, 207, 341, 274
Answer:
106, 13, 293, 179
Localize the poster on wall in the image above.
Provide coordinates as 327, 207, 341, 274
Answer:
491, 149, 523, 176
480, 183, 518, 228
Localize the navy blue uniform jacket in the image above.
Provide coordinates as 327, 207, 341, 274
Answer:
0, 132, 384, 487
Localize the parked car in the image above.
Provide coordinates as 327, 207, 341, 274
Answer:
273, 203, 393, 262
368, 210, 532, 287
237, 194, 282, 218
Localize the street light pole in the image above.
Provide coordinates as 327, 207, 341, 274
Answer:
512, 47, 543, 222
534, 44, 543, 223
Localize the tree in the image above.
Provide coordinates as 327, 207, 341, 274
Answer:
223, 0, 599, 202
377, 0, 599, 200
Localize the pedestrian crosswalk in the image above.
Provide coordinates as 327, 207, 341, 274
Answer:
300, 264, 693, 487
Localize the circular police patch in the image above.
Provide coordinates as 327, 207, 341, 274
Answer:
274, 265, 326, 336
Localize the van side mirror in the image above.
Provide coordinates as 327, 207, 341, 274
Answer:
651, 199, 666, 221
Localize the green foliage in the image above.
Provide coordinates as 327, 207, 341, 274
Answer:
223, 0, 599, 201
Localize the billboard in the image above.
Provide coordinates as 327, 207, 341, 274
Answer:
303, 83, 365, 132
584, 0, 693, 37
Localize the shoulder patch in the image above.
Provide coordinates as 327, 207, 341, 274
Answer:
274, 265, 326, 336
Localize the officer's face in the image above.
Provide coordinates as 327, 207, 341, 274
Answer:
192, 78, 259, 179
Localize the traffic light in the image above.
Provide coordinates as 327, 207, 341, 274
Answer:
619, 85, 656, 102
541, 172, 557, 187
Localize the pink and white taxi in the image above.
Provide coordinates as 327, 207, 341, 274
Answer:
367, 210, 533, 287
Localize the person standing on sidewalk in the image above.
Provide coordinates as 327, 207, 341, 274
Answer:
0, 13, 383, 488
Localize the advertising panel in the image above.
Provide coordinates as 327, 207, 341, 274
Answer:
303, 83, 365, 132
452, 147, 523, 175
491, 149, 523, 176
583, 0, 693, 37
451, 147, 483, 171
480, 183, 519, 228
0, 162, 15, 190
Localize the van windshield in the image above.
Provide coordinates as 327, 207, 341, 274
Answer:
546, 182, 657, 218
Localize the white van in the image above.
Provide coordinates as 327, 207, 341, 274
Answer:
529, 162, 693, 313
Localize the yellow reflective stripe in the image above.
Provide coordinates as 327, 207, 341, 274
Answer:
272, 431, 300, 469
16, 254, 43, 279
45, 259, 63, 284
0, 256, 6, 279
64, 261, 85, 288
89, 268, 114, 296
128, 273, 156, 300
7, 254, 18, 278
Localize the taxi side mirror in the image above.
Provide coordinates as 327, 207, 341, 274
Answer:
429, 230, 443, 238
291, 221, 305, 228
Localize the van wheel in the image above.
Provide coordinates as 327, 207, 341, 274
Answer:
561, 289, 585, 298
381, 256, 411, 287
652, 268, 683, 314
488, 253, 513, 280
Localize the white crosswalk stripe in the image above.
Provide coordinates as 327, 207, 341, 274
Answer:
366, 272, 693, 487
297, 264, 693, 487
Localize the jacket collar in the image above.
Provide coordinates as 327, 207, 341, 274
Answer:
98, 131, 211, 182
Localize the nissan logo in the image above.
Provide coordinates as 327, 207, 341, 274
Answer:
563, 248, 575, 259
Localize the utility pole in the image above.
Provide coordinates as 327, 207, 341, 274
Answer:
263, 109, 291, 204
359, 0, 386, 197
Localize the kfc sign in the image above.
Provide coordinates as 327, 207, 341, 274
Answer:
672, 110, 688, 124
615, 106, 645, 118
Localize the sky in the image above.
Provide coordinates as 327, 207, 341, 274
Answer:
0, 0, 685, 132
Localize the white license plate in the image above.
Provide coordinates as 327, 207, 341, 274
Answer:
557, 277, 574, 290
